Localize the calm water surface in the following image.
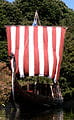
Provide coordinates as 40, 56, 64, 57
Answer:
0, 101, 74, 120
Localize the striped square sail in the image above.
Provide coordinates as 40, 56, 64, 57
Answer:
6, 26, 66, 81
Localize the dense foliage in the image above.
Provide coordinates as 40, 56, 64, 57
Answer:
0, 0, 74, 93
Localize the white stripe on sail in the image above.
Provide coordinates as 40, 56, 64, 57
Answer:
38, 26, 44, 76
19, 26, 25, 77
29, 26, 34, 76
11, 26, 16, 102
47, 27, 53, 78
54, 27, 61, 82
11, 26, 16, 54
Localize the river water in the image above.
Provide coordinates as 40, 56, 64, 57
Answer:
0, 100, 74, 120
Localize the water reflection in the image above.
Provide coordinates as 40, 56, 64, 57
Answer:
0, 101, 74, 120
5, 103, 20, 120
31, 109, 64, 120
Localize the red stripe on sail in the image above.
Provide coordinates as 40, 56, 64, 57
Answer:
15, 26, 19, 74
34, 26, 39, 75
24, 26, 29, 75
52, 27, 56, 78
43, 27, 49, 76
6, 26, 11, 56
56, 28, 66, 80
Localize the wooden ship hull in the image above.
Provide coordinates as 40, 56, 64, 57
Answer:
10, 81, 63, 112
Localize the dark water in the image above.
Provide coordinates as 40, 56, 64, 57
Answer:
0, 101, 74, 120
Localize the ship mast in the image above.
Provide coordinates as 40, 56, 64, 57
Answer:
32, 10, 41, 26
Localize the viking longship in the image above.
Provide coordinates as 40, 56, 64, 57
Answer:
6, 11, 66, 110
